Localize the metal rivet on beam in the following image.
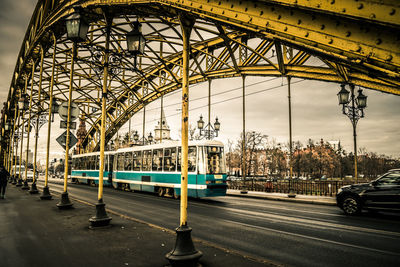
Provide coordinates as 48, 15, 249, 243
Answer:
376, 38, 382, 45
358, 3, 364, 10
386, 55, 393, 61
346, 31, 351, 37
389, 9, 396, 15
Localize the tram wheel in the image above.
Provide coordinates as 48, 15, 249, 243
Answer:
173, 190, 179, 200
112, 182, 118, 189
157, 187, 165, 197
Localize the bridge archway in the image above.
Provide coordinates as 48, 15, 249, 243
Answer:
1, 0, 399, 152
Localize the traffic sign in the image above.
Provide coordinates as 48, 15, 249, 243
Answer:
56, 130, 78, 150
60, 121, 76, 130
58, 102, 79, 121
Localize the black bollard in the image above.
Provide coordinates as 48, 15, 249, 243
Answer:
89, 199, 112, 228
29, 182, 39, 194
56, 191, 73, 209
165, 225, 202, 267
40, 186, 52, 200
21, 180, 29, 190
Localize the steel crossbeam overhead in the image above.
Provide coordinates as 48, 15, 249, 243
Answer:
1, 0, 399, 152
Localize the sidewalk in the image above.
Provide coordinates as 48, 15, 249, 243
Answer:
0, 185, 275, 267
227, 189, 337, 206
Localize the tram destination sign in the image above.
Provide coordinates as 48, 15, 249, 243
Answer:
56, 130, 78, 150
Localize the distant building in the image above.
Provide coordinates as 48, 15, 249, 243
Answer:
154, 108, 171, 141
327, 140, 341, 150
23, 149, 33, 164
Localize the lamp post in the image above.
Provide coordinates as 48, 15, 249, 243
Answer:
57, 8, 89, 209
196, 115, 220, 140
337, 84, 367, 184
132, 130, 153, 146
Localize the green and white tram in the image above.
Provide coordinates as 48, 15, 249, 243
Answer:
71, 140, 227, 198
71, 151, 114, 186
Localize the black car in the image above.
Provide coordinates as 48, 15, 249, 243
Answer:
336, 169, 400, 215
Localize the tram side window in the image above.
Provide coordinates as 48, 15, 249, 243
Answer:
163, 148, 176, 172
124, 152, 132, 171
177, 146, 196, 172
109, 155, 114, 172
96, 155, 100, 170
117, 153, 124, 171
142, 150, 152, 171
152, 149, 163, 171
88, 156, 93, 170
133, 151, 142, 171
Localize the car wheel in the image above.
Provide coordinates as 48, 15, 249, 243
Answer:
341, 195, 361, 215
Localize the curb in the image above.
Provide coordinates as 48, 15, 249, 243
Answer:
226, 192, 337, 206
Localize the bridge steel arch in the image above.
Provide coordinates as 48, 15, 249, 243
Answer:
1, 0, 399, 154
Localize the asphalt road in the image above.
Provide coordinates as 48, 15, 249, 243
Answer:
40, 180, 400, 267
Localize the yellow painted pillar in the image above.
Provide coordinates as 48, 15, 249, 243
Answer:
166, 16, 202, 265
57, 42, 76, 209
42, 34, 57, 199
30, 47, 44, 194
98, 19, 111, 202
22, 61, 35, 190
89, 15, 112, 227
179, 17, 194, 227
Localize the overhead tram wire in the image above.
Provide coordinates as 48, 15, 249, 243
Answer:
127, 77, 309, 129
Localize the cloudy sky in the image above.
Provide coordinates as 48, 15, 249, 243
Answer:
1, 0, 399, 163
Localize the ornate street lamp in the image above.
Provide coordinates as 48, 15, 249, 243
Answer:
126, 21, 146, 55
133, 131, 139, 142
19, 94, 29, 111
126, 20, 146, 69
65, 9, 89, 42
337, 84, 367, 184
197, 115, 204, 130
197, 115, 220, 140
148, 132, 153, 143
214, 117, 220, 131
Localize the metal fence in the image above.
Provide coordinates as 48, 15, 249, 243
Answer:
228, 179, 371, 197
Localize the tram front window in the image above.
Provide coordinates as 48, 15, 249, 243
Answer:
206, 146, 225, 174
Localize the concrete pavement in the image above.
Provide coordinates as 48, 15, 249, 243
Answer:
0, 185, 276, 267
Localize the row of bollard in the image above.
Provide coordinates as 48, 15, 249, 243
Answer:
8, 174, 200, 267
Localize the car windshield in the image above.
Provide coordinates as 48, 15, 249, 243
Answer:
376, 173, 400, 185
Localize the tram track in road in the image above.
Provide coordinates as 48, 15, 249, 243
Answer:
37, 179, 400, 267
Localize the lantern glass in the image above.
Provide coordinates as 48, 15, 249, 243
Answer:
214, 117, 220, 131
356, 89, 367, 109
197, 115, 204, 130
51, 100, 59, 114
148, 133, 153, 143
126, 22, 146, 55
337, 85, 350, 105
134, 133, 139, 142
65, 11, 89, 42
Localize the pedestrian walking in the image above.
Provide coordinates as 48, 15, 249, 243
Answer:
0, 164, 10, 199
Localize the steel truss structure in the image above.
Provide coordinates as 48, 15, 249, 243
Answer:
1, 0, 399, 153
